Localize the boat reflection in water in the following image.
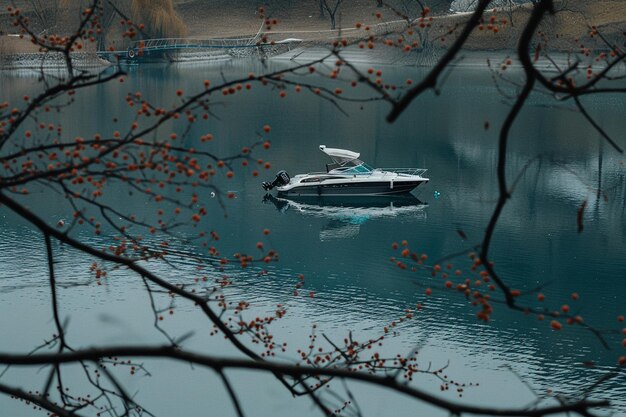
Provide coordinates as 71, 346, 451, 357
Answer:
263, 194, 428, 241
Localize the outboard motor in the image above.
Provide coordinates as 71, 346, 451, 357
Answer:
262, 170, 290, 191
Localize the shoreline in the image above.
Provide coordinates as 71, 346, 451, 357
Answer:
3, 0, 626, 71
0, 51, 110, 71
1, 46, 621, 74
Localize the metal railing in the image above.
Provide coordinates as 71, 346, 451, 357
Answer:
378, 168, 428, 176
326, 167, 428, 177
130, 35, 260, 51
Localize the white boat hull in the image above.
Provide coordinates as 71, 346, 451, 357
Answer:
276, 175, 428, 196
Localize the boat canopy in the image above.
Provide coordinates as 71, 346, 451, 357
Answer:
319, 145, 360, 165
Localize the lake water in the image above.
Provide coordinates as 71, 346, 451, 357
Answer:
1, 57, 625, 417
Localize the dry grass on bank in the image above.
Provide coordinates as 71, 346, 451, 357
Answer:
0, 36, 49, 54
176, 0, 397, 37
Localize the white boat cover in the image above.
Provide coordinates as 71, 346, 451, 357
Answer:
319, 145, 360, 161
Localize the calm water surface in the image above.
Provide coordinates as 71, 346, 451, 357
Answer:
0, 58, 625, 417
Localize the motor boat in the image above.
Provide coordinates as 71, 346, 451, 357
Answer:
262, 145, 429, 196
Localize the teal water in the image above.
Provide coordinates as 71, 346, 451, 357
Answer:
0, 59, 625, 417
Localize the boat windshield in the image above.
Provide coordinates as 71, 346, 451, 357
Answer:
330, 161, 374, 175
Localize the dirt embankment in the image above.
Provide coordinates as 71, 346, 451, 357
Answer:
1, 0, 625, 58
461, 1, 626, 51
162, 0, 626, 52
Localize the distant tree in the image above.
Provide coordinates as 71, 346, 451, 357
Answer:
130, 0, 187, 38
94, 0, 123, 50
321, 0, 344, 29
23, 0, 68, 34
